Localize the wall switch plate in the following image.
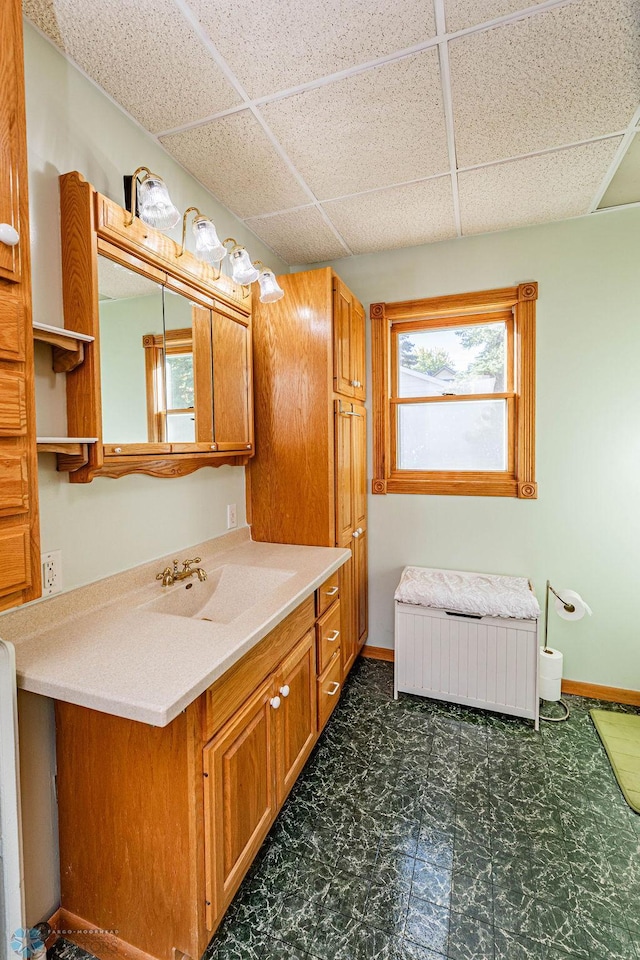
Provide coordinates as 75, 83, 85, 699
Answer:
227, 504, 237, 529
41, 550, 62, 596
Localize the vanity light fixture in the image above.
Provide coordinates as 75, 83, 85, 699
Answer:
124, 166, 180, 230
224, 240, 260, 286
179, 206, 226, 265
253, 261, 284, 303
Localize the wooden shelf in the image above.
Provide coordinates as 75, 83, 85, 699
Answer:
37, 437, 98, 473
33, 322, 94, 373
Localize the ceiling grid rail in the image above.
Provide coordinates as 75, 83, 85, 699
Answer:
172, 0, 355, 257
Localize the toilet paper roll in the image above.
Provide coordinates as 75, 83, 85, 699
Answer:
539, 646, 563, 702
554, 589, 592, 621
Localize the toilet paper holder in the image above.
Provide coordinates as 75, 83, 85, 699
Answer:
540, 580, 592, 724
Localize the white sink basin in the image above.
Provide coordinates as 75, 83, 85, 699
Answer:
141, 563, 295, 623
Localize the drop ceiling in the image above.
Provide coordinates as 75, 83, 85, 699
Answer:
24, 0, 640, 265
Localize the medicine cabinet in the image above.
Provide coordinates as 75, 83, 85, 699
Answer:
57, 171, 253, 482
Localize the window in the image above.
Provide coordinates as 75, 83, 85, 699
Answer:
143, 328, 196, 443
371, 283, 537, 498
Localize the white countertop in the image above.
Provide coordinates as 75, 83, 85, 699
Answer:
0, 529, 350, 727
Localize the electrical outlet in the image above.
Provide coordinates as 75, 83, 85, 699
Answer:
227, 504, 237, 529
41, 550, 62, 596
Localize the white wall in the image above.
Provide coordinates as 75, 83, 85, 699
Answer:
312, 206, 640, 693
18, 21, 286, 925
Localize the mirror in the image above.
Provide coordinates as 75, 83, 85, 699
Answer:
98, 254, 164, 444
98, 255, 215, 447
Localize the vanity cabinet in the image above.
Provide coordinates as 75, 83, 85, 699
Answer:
58, 172, 254, 480
54, 574, 344, 960
249, 268, 368, 680
0, 0, 40, 608
203, 629, 317, 925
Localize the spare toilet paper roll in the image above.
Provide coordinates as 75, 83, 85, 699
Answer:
539, 646, 563, 702
554, 589, 593, 621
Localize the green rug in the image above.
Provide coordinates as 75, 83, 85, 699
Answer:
590, 709, 640, 813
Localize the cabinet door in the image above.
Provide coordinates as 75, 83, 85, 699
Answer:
354, 530, 368, 649
275, 630, 317, 804
211, 306, 253, 452
340, 554, 356, 679
0, 0, 23, 283
333, 278, 354, 397
351, 299, 366, 402
334, 401, 354, 547
203, 677, 276, 926
351, 402, 366, 533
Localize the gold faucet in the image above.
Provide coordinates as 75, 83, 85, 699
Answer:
156, 558, 208, 587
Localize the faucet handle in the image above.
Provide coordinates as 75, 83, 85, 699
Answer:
156, 566, 173, 585
182, 557, 201, 570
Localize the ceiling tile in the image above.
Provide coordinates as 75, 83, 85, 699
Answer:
449, 0, 640, 166
160, 111, 310, 219
261, 51, 449, 201
444, 0, 543, 33
188, 0, 437, 98
323, 176, 457, 253
458, 138, 623, 235
599, 133, 640, 208
23, 0, 242, 133
245, 208, 348, 265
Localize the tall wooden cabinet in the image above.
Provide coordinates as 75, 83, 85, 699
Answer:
249, 268, 368, 678
0, 0, 40, 609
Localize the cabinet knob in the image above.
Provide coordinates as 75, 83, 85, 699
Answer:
352, 530, 360, 538
326, 629, 340, 642
270, 696, 281, 709
279, 685, 290, 698
114, 447, 122, 454
0, 223, 19, 247
357, 527, 363, 536
326, 681, 340, 697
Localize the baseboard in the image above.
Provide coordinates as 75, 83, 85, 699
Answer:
48, 908, 162, 960
361, 645, 394, 662
561, 679, 640, 707
359, 649, 639, 707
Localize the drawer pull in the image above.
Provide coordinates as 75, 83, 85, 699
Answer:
0, 224, 19, 247
270, 696, 281, 709
279, 685, 290, 698
326, 681, 340, 697
325, 586, 339, 597
326, 630, 340, 642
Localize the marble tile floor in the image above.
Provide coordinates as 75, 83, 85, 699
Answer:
50, 659, 640, 960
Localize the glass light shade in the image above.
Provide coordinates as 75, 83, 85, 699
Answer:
230, 246, 259, 285
257, 268, 284, 303
137, 174, 180, 230
192, 216, 226, 263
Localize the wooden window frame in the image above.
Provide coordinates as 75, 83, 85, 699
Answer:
371, 283, 537, 498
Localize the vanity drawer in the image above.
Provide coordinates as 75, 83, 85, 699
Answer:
0, 524, 31, 598
317, 650, 341, 731
316, 572, 339, 617
316, 600, 341, 674
204, 595, 315, 741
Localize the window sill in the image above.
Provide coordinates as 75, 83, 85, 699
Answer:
372, 477, 537, 498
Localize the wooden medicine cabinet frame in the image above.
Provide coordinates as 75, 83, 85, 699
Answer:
59, 171, 254, 482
